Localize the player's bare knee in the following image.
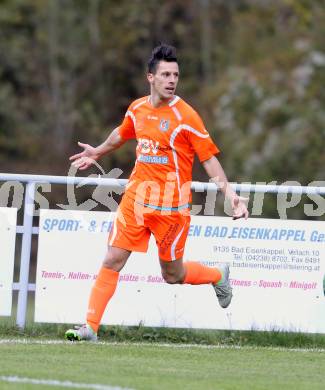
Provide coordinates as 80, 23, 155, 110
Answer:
102, 247, 130, 271
102, 260, 116, 270
102, 251, 115, 268
162, 271, 183, 284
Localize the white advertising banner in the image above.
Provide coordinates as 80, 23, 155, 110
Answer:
35, 209, 325, 333
0, 207, 17, 316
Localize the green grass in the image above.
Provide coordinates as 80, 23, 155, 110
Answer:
2, 292, 325, 389
2, 321, 325, 349
0, 340, 325, 390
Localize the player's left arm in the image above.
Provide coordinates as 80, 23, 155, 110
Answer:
202, 156, 249, 220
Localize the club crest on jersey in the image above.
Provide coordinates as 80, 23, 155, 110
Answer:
159, 119, 170, 132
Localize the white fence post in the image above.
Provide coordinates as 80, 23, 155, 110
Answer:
16, 182, 35, 329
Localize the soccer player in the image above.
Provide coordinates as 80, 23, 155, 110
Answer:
65, 44, 249, 341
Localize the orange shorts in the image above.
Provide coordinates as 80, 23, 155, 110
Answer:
108, 195, 191, 261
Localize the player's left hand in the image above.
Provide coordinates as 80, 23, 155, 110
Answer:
231, 196, 249, 220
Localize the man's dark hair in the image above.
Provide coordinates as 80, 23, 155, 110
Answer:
147, 44, 178, 74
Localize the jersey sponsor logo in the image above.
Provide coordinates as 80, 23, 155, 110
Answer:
159, 119, 170, 132
147, 115, 158, 120
137, 138, 159, 154
158, 145, 172, 151
138, 154, 169, 164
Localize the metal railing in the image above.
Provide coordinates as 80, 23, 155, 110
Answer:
1, 173, 325, 328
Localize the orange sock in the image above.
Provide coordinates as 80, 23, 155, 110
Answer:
183, 261, 221, 285
86, 267, 119, 333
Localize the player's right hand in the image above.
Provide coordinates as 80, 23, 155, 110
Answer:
69, 142, 99, 170
231, 195, 249, 220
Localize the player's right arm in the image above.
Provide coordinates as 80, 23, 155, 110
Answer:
70, 99, 137, 170
69, 127, 126, 171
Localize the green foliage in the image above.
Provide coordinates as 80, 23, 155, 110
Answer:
0, 0, 324, 216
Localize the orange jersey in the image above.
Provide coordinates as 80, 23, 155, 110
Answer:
118, 95, 220, 208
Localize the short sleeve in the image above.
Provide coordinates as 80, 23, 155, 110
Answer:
118, 108, 136, 140
186, 110, 220, 162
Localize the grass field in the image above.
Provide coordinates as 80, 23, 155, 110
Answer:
0, 338, 325, 390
